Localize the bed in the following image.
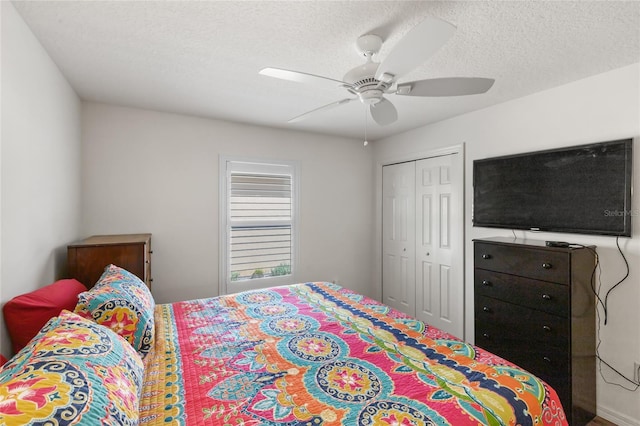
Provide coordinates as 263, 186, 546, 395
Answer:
0, 267, 568, 425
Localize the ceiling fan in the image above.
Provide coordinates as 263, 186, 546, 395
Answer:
259, 17, 495, 126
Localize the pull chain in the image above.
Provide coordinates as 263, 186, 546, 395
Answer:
363, 107, 369, 147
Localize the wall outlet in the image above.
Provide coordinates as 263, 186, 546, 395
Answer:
634, 362, 640, 384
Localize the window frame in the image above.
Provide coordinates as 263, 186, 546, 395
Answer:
219, 156, 299, 295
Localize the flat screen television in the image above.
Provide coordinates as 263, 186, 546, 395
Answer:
473, 138, 633, 237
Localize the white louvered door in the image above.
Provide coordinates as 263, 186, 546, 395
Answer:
382, 152, 463, 339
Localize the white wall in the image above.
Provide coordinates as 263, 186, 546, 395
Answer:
81, 102, 374, 304
0, 2, 82, 358
373, 63, 640, 425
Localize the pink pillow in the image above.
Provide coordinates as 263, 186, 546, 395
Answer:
2, 279, 87, 354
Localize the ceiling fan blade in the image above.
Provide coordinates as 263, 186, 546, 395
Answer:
396, 77, 495, 97
370, 98, 398, 126
288, 98, 355, 123
375, 17, 456, 83
260, 67, 351, 88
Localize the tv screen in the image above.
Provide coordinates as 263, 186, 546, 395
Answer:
473, 138, 633, 237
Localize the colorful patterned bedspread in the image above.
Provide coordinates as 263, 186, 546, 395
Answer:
139, 282, 567, 425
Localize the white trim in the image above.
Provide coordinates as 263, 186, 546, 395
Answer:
597, 404, 640, 426
219, 155, 299, 295
378, 144, 464, 167
219, 155, 228, 297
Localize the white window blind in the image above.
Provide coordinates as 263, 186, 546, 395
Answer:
221, 159, 297, 293
229, 173, 292, 280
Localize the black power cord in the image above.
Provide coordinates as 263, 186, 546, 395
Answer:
571, 237, 638, 391
510, 231, 636, 389
602, 236, 630, 325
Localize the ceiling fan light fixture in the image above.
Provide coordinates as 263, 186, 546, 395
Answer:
358, 89, 383, 105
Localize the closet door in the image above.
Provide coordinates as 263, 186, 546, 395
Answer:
414, 154, 463, 338
382, 162, 416, 315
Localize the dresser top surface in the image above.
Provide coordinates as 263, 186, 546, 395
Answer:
473, 236, 595, 251
69, 233, 151, 247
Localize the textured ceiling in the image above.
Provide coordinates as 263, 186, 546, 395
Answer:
12, 1, 640, 141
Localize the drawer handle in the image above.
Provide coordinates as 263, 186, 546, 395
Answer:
542, 263, 552, 269
543, 356, 552, 363
482, 254, 492, 260
542, 294, 552, 301
483, 306, 491, 313
543, 325, 552, 332
483, 333, 490, 339
482, 280, 492, 287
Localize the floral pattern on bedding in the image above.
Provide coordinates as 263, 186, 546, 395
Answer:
139, 282, 568, 425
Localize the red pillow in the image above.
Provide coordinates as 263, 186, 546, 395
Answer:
2, 279, 87, 354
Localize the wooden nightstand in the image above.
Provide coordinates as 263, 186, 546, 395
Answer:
67, 234, 152, 289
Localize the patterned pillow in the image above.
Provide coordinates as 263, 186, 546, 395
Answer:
72, 299, 93, 319
77, 264, 155, 357
0, 310, 143, 425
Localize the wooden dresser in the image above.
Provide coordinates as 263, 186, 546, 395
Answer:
474, 237, 596, 425
67, 234, 152, 290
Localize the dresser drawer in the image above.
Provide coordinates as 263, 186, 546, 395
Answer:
475, 269, 569, 316
475, 312, 569, 393
476, 332, 569, 385
475, 242, 569, 284
475, 296, 568, 347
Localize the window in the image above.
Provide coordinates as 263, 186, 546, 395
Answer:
220, 158, 298, 294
